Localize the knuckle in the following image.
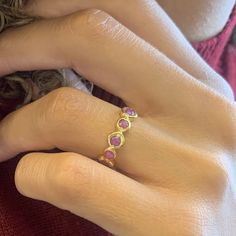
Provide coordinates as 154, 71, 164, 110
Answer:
48, 153, 90, 201
208, 161, 228, 193
75, 9, 111, 33
67, 9, 122, 41
39, 86, 107, 132
40, 87, 80, 125
178, 146, 229, 198
46, 87, 74, 111
194, 155, 229, 199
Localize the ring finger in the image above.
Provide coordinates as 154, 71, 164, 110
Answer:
1, 86, 226, 193
0, 87, 153, 177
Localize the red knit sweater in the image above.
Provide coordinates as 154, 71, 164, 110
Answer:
0, 6, 235, 236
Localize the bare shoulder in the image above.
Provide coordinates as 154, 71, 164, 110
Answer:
157, 0, 235, 42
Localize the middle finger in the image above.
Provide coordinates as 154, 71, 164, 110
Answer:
0, 10, 218, 115
25, 0, 234, 98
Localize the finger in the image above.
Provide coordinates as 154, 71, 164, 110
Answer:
0, 9, 165, 111
0, 9, 227, 114
24, 0, 234, 99
15, 151, 161, 236
0, 87, 151, 177
1, 86, 231, 189
3, 86, 198, 188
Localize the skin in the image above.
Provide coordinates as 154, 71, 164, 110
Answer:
25, 0, 236, 41
158, 0, 236, 41
0, 0, 235, 235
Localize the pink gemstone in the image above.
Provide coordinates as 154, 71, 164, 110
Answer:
110, 135, 121, 147
119, 119, 129, 129
123, 107, 137, 116
104, 150, 115, 159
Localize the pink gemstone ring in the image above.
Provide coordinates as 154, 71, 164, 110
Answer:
98, 107, 138, 168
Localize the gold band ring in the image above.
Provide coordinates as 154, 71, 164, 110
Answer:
98, 107, 138, 168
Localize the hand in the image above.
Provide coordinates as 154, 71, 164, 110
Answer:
0, 1, 236, 235
2, 0, 234, 99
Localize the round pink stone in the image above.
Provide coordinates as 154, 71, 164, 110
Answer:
123, 107, 137, 116
118, 119, 129, 129
104, 150, 115, 159
110, 135, 121, 147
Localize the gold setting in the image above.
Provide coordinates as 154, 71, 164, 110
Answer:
116, 117, 132, 132
104, 146, 117, 158
108, 131, 125, 149
97, 107, 138, 169
120, 108, 138, 120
